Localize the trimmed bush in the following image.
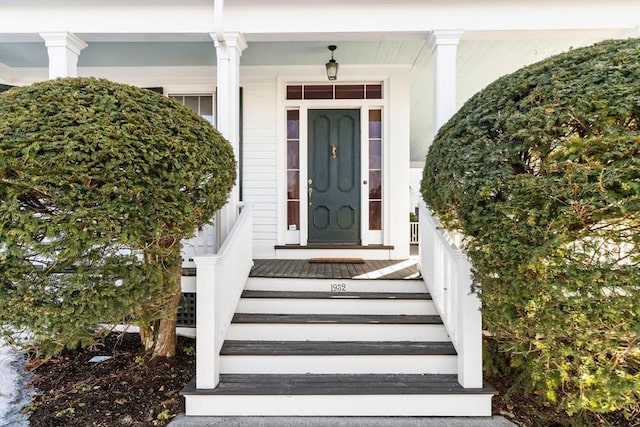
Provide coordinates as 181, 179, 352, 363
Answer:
0, 77, 236, 357
422, 39, 639, 419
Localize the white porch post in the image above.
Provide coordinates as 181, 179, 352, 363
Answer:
426, 31, 484, 388
39, 32, 87, 79
194, 256, 221, 389
211, 32, 247, 242
428, 30, 463, 138
455, 253, 483, 388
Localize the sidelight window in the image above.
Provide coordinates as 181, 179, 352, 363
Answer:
286, 110, 300, 231
368, 109, 382, 230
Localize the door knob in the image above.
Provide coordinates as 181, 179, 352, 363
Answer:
308, 187, 313, 205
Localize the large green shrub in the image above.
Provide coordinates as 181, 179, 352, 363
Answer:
422, 39, 639, 419
0, 77, 235, 357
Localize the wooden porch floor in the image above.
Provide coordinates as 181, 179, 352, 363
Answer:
249, 259, 420, 280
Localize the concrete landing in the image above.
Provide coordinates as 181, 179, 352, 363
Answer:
168, 415, 516, 427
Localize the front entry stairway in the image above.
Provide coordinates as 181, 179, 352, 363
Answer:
182, 268, 495, 416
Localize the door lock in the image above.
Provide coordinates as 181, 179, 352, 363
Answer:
331, 144, 337, 159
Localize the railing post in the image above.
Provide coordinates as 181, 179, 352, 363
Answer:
194, 255, 221, 389
455, 253, 483, 388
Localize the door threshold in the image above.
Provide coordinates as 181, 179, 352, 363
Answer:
308, 257, 365, 264
274, 245, 396, 261
275, 244, 394, 250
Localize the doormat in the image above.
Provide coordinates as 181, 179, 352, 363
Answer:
308, 258, 365, 264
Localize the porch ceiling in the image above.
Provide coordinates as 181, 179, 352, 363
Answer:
0, 28, 635, 162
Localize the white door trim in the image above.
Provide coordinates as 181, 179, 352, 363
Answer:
278, 84, 388, 247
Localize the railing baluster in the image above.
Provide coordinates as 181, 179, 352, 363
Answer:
410, 221, 420, 244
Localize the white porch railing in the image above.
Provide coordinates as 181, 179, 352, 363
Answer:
181, 222, 218, 268
194, 203, 253, 389
410, 221, 419, 244
418, 201, 482, 388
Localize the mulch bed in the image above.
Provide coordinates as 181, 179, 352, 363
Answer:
21, 332, 635, 426
25, 332, 195, 426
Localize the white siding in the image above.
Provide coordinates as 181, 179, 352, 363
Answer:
242, 81, 279, 258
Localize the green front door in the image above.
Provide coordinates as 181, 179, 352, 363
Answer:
308, 109, 361, 244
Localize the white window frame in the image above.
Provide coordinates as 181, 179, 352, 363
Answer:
166, 91, 216, 125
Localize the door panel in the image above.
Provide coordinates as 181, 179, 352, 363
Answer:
308, 109, 361, 244
337, 115, 357, 193
312, 115, 331, 193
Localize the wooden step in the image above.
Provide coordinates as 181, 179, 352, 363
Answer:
232, 313, 443, 324
225, 322, 450, 341
245, 277, 427, 293
219, 353, 457, 375
221, 341, 456, 356
184, 393, 493, 416
182, 375, 495, 416
229, 294, 447, 340
183, 373, 492, 395
182, 267, 197, 277
219, 340, 458, 374
236, 297, 437, 315
241, 290, 431, 299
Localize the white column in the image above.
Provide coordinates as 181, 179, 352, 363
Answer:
39, 32, 87, 79
210, 32, 247, 242
428, 30, 463, 138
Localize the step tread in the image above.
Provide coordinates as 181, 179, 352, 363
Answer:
232, 313, 443, 324
182, 267, 197, 277
241, 290, 431, 300
220, 340, 456, 356
182, 374, 495, 395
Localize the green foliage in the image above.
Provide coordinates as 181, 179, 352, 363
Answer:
55, 407, 75, 418
422, 39, 640, 419
156, 409, 171, 421
182, 345, 196, 356
0, 77, 235, 356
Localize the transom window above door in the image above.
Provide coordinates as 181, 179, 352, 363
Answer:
286, 84, 382, 100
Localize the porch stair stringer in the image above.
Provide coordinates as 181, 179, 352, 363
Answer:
182, 276, 494, 416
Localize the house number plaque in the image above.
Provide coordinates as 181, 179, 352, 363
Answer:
330, 283, 347, 292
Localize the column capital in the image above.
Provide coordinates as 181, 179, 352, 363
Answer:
39, 32, 87, 56
210, 32, 247, 54
427, 30, 464, 50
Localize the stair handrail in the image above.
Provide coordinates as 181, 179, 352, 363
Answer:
418, 201, 482, 388
193, 202, 254, 389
